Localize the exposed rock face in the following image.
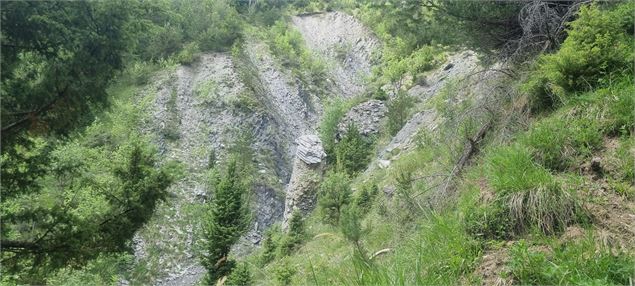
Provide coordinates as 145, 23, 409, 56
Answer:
337, 99, 387, 138
292, 12, 380, 98
282, 135, 326, 229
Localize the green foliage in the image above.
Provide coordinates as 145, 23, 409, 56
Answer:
225, 262, 252, 286
273, 260, 297, 286
468, 145, 582, 238
46, 254, 132, 286
335, 124, 373, 175
265, 20, 326, 87
348, 215, 482, 285
318, 171, 352, 226
435, 1, 523, 54
380, 45, 446, 86
524, 2, 634, 110
520, 114, 602, 171
201, 159, 251, 284
386, 92, 415, 136
509, 238, 635, 285
279, 211, 306, 256
1, 1, 133, 142
486, 144, 557, 195
259, 225, 283, 265
175, 42, 200, 65
196, 0, 244, 52
319, 98, 352, 162
1, 138, 175, 284
162, 89, 181, 141
352, 183, 379, 216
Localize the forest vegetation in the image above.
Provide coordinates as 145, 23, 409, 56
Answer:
1, 0, 634, 285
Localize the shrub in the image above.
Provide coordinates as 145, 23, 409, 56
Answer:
225, 262, 252, 286
161, 89, 180, 141
266, 20, 326, 86
175, 42, 200, 65
319, 98, 351, 163
486, 144, 556, 195
200, 160, 250, 284
380, 45, 446, 85
335, 124, 373, 175
386, 92, 415, 136
509, 238, 635, 285
318, 171, 352, 226
196, 0, 243, 52
273, 260, 296, 286
598, 78, 635, 136
353, 183, 379, 216
259, 225, 282, 265
279, 211, 305, 256
524, 2, 634, 110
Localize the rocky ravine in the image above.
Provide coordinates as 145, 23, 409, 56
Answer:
129, 11, 379, 286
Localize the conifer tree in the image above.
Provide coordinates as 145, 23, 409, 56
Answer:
201, 159, 250, 284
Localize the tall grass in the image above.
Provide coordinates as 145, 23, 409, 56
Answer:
509, 236, 635, 285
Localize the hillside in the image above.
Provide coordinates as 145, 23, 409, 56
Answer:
1, 1, 634, 286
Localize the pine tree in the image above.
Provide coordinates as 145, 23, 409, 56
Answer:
201, 159, 250, 284
318, 171, 352, 226
225, 262, 252, 286
335, 124, 372, 175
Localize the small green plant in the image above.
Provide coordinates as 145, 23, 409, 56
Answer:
194, 80, 218, 105
279, 211, 306, 256
175, 42, 200, 65
523, 2, 634, 110
273, 260, 297, 286
319, 98, 351, 162
225, 262, 252, 286
200, 159, 250, 284
386, 92, 415, 136
318, 171, 352, 226
335, 123, 373, 175
162, 89, 180, 141
353, 183, 379, 216
259, 225, 282, 265
520, 114, 602, 171
340, 206, 369, 264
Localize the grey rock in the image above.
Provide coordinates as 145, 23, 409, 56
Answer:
295, 135, 326, 165
282, 135, 326, 229
337, 99, 387, 138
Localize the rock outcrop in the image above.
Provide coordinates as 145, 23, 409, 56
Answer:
337, 99, 387, 138
292, 12, 380, 98
282, 135, 326, 229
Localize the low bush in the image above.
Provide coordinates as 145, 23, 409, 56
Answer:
318, 171, 352, 226
335, 124, 373, 175
386, 91, 415, 136
352, 183, 379, 216
225, 262, 252, 286
523, 2, 634, 110
175, 42, 200, 65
